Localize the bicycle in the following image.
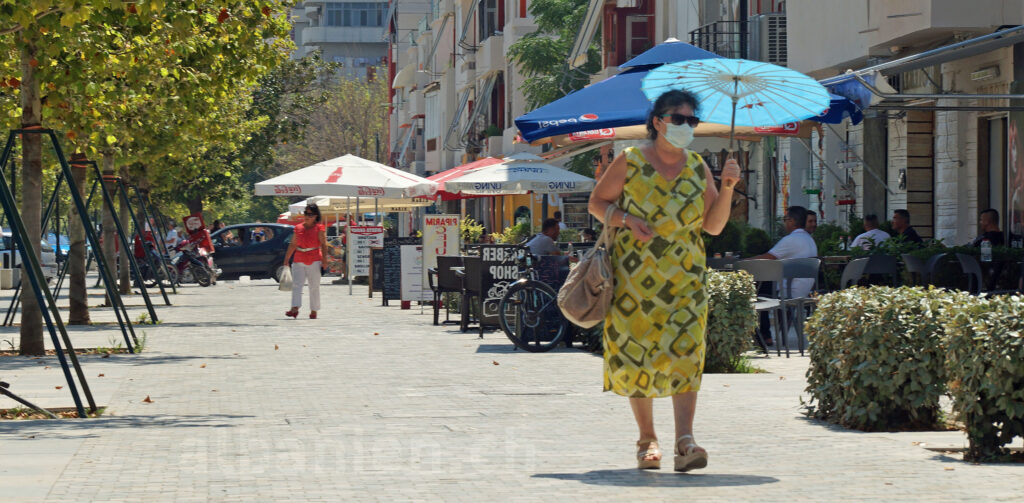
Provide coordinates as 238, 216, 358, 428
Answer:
497, 248, 570, 352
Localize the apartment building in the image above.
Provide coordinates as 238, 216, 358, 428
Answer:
387, 0, 546, 231
291, 1, 389, 79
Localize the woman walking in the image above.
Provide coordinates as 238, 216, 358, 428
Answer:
284, 204, 329, 319
588, 90, 739, 471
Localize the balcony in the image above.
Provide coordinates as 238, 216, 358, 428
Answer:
475, 34, 504, 77
301, 26, 385, 46
688, 20, 749, 59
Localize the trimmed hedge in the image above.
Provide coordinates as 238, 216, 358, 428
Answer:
804, 286, 971, 430
704, 270, 758, 373
946, 295, 1024, 461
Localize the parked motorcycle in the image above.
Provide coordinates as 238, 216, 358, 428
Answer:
172, 239, 215, 287
134, 241, 178, 288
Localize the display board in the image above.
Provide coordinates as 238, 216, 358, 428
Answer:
347, 225, 385, 277
382, 237, 420, 302
477, 245, 520, 322
400, 244, 432, 302
422, 214, 460, 299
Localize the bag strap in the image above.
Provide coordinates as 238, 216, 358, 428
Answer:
596, 204, 619, 250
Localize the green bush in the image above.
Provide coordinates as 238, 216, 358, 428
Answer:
559, 228, 580, 242
492, 222, 532, 244
742, 226, 771, 256
804, 286, 972, 430
703, 220, 743, 256
946, 295, 1024, 461
704, 270, 759, 373
460, 217, 486, 243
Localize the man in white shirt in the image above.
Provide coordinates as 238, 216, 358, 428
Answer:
164, 222, 179, 252
850, 214, 890, 250
751, 206, 818, 348
525, 219, 562, 257
753, 206, 819, 298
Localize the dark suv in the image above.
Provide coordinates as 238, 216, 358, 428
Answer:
211, 223, 294, 281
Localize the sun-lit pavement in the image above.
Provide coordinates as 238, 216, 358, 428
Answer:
0, 277, 1021, 502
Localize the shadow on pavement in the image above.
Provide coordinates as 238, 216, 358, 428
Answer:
533, 469, 778, 487
474, 344, 583, 354
0, 353, 243, 370
0, 413, 254, 436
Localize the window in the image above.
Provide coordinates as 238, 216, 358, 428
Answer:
424, 92, 439, 141
324, 2, 386, 27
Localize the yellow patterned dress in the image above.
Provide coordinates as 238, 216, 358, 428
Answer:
604, 146, 708, 398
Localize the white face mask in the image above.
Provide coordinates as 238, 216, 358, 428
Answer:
663, 123, 694, 149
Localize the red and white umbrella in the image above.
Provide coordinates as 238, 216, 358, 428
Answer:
254, 154, 437, 198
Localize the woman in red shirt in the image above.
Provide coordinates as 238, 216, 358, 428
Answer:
283, 204, 329, 319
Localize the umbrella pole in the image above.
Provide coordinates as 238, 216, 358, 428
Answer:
729, 78, 740, 154
348, 196, 352, 296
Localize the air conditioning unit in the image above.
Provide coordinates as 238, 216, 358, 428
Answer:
750, 14, 787, 67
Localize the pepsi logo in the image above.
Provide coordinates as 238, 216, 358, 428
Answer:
579, 114, 599, 121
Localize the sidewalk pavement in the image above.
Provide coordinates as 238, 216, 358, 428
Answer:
0, 278, 1021, 502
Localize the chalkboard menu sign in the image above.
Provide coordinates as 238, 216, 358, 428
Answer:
370, 247, 384, 298
477, 245, 520, 322
382, 237, 421, 303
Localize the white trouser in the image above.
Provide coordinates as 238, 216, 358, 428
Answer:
291, 261, 321, 311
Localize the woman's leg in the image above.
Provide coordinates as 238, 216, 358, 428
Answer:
630, 397, 659, 461
671, 392, 697, 440
307, 261, 321, 312
291, 262, 306, 309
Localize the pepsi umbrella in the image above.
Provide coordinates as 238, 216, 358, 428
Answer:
515, 41, 861, 144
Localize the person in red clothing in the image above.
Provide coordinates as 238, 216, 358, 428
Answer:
283, 204, 329, 319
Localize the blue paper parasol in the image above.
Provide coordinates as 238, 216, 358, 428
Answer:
641, 58, 831, 149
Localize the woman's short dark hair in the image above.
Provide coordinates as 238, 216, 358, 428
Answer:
646, 89, 700, 140
304, 204, 322, 223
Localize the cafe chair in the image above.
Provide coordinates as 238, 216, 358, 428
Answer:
838, 257, 869, 289
955, 253, 1017, 296
735, 259, 788, 357
456, 256, 484, 335
780, 257, 821, 356
901, 254, 929, 286
428, 255, 464, 326
863, 255, 901, 287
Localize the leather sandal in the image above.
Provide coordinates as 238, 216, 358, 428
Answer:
636, 438, 661, 470
285, 308, 299, 319
309, 311, 317, 319
674, 435, 708, 472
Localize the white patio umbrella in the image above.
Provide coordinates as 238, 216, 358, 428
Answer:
254, 154, 438, 198
442, 152, 595, 195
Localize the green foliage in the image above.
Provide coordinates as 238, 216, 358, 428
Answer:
704, 270, 759, 373
460, 216, 486, 244
558, 227, 580, 242
506, 0, 602, 110
946, 296, 1024, 461
492, 222, 532, 244
703, 220, 771, 257
804, 286, 972, 431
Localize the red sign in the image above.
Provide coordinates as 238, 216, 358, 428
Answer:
424, 216, 459, 226
753, 122, 801, 136
325, 167, 343, 183
357, 186, 385, 196
273, 185, 302, 195
568, 128, 616, 142
182, 213, 214, 253
350, 225, 384, 236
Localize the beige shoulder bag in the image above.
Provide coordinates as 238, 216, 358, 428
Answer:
557, 204, 618, 328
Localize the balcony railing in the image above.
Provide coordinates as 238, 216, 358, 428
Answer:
688, 20, 749, 59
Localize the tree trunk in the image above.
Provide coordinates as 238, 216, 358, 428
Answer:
68, 154, 90, 324
101, 153, 118, 306
117, 167, 131, 295
19, 37, 44, 356
186, 194, 203, 215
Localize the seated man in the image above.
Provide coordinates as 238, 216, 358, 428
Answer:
525, 218, 563, 257
805, 210, 818, 235
753, 205, 819, 298
751, 206, 818, 347
850, 214, 890, 250
891, 209, 923, 245
971, 208, 1005, 247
